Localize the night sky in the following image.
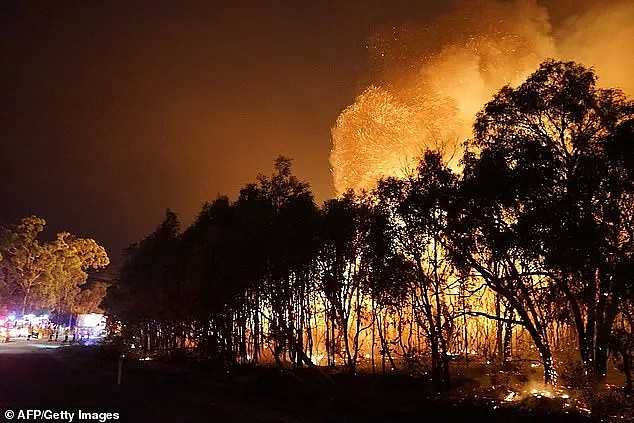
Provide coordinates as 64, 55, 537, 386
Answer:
0, 0, 629, 267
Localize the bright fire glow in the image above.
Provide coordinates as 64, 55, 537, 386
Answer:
330, 0, 634, 195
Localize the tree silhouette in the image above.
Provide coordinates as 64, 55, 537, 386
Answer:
376, 151, 457, 389
462, 59, 634, 381
103, 209, 179, 352
99, 60, 634, 394
235, 156, 319, 367
318, 192, 376, 372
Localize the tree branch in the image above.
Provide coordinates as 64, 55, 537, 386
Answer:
458, 310, 526, 326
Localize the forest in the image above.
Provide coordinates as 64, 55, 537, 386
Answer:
102, 60, 634, 395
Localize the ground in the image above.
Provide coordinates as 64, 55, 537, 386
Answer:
0, 340, 600, 422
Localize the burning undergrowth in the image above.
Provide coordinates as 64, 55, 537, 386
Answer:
442, 362, 634, 422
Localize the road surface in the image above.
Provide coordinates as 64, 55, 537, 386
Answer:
0, 340, 295, 422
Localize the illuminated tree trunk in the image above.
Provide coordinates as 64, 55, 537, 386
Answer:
502, 309, 514, 366
495, 294, 503, 361
371, 297, 376, 374
252, 291, 261, 363
378, 311, 398, 374
20, 274, 40, 315
21, 288, 30, 315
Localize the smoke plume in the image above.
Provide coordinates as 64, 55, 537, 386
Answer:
330, 0, 634, 195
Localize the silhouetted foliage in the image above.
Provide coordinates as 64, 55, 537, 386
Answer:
459, 60, 634, 381
102, 60, 634, 394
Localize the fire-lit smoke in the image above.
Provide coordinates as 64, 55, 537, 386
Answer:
330, 0, 634, 195
330, 86, 461, 193
555, 0, 634, 96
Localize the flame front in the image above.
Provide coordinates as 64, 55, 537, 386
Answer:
330, 86, 463, 194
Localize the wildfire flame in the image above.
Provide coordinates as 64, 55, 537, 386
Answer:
330, 85, 462, 194
330, 0, 634, 195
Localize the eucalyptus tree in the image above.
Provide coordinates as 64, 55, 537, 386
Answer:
454, 59, 634, 382
75, 280, 109, 314
235, 156, 320, 367
375, 151, 457, 389
102, 210, 179, 352
363, 223, 416, 374
0, 216, 50, 313
318, 192, 377, 372
45, 232, 110, 316
0, 216, 109, 315
178, 196, 244, 361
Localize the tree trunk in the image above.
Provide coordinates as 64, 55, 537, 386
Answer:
496, 294, 503, 361
536, 338, 556, 384
503, 309, 514, 367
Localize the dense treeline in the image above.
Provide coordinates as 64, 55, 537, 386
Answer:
103, 60, 634, 389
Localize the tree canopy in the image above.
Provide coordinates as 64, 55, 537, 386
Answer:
0, 216, 110, 315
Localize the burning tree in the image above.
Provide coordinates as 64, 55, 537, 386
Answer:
330, 85, 460, 195
458, 60, 634, 382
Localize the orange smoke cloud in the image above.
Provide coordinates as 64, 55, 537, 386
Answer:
330, 0, 634, 195
555, 0, 634, 97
